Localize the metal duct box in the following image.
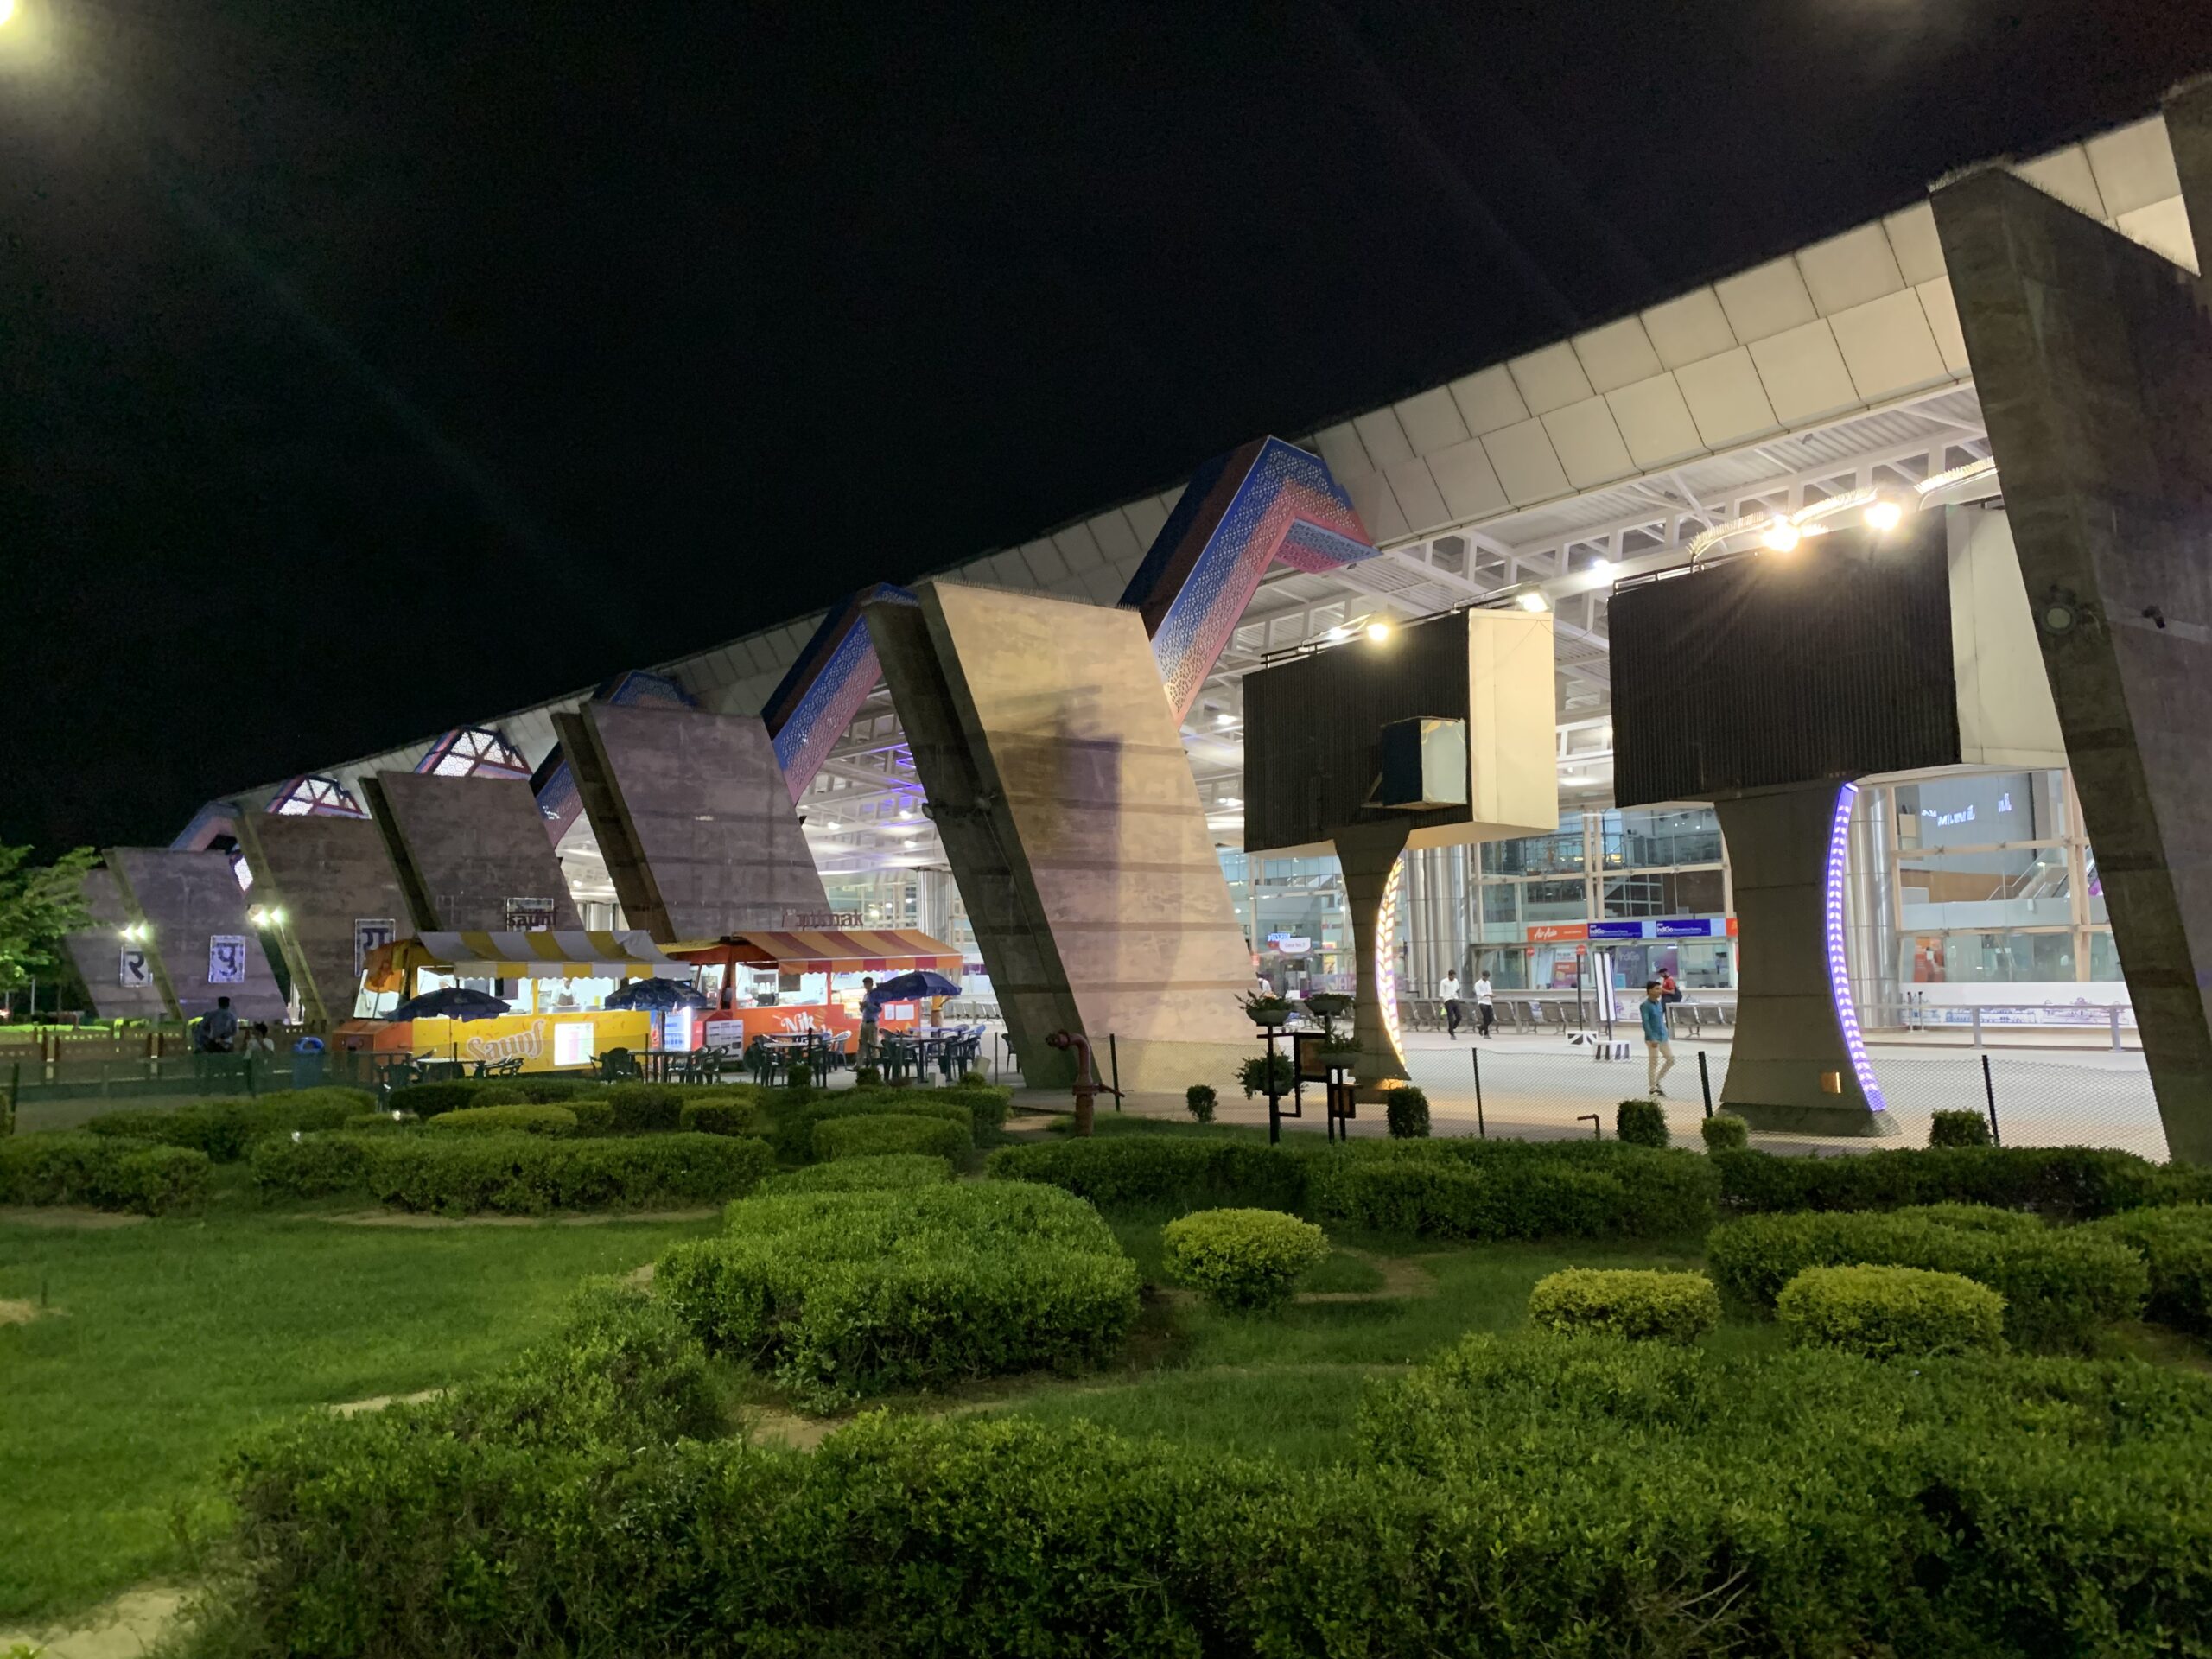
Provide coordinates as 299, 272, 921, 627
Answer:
1376, 717, 1468, 809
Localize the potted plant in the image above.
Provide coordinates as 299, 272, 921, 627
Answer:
1304, 992, 1352, 1025
1236, 1052, 1295, 1098
1317, 1030, 1363, 1065
1241, 991, 1293, 1028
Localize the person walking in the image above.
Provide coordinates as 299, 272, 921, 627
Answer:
1640, 980, 1675, 1096
1438, 969, 1462, 1039
1472, 970, 1496, 1038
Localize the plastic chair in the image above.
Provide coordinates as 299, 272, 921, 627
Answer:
596, 1047, 640, 1083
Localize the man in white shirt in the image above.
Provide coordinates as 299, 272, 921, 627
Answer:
1472, 971, 1496, 1038
1438, 970, 1462, 1038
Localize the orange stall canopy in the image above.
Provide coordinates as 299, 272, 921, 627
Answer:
664, 929, 962, 976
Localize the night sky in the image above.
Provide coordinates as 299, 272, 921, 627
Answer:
5, 2, 2210, 852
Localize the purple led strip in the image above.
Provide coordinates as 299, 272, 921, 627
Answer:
1823, 780, 1885, 1112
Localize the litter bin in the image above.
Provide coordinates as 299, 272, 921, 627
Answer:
290, 1035, 327, 1089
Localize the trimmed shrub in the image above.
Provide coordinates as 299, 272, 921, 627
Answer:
1161, 1207, 1327, 1310
660, 1182, 1139, 1407
1385, 1085, 1431, 1139
960, 1067, 992, 1089
989, 1135, 1306, 1213
813, 1112, 969, 1163
679, 1096, 759, 1137
1306, 1139, 1719, 1243
1700, 1112, 1749, 1152
849, 1083, 1011, 1134
854, 1064, 884, 1088
763, 1154, 953, 1195
382, 1080, 481, 1121
1777, 1263, 2006, 1358
83, 1090, 371, 1161
0, 1132, 211, 1215
251, 1132, 377, 1200
500, 1075, 608, 1104
1711, 1143, 2164, 1220
341, 1111, 416, 1133
1615, 1097, 1669, 1148
1929, 1108, 1993, 1147
362, 1131, 774, 1216
424, 1104, 577, 1137
1185, 1084, 1217, 1124
2089, 1204, 2212, 1335
1707, 1205, 2147, 1351
1527, 1268, 1719, 1344
601, 1082, 687, 1133
772, 1094, 974, 1162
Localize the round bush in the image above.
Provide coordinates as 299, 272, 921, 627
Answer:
1700, 1113, 1748, 1153
1386, 1085, 1431, 1140
1777, 1263, 2006, 1358
681, 1096, 759, 1137
1185, 1084, 1217, 1124
2089, 1204, 2212, 1335
425, 1104, 577, 1137
1929, 1109, 1993, 1148
814, 1113, 969, 1163
1527, 1268, 1719, 1344
1160, 1207, 1328, 1312
1616, 1098, 1669, 1148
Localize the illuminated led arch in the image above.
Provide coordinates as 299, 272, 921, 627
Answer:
1373, 852, 1408, 1071
1824, 781, 1886, 1113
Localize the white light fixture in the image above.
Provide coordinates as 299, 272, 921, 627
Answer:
1864, 498, 1904, 532
1364, 620, 1392, 644
1761, 517, 1800, 552
1214, 712, 1235, 728
1219, 796, 1242, 809
0, 0, 16, 28
1323, 625, 1350, 643
1515, 589, 1549, 613
1590, 556, 1613, 575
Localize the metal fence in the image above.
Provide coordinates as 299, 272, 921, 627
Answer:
3, 1043, 384, 1108
1407, 1034, 2169, 1160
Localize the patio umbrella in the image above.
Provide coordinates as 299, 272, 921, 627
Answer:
602, 976, 711, 1012
385, 986, 511, 1022
863, 969, 961, 1007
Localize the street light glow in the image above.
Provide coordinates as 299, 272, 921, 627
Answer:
0, 1, 17, 29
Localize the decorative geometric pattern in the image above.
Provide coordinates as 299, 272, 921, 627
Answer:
1120, 436, 1384, 722
761, 583, 918, 800
415, 726, 533, 780
531, 670, 697, 842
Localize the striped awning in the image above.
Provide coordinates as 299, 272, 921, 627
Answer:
664, 928, 962, 975
364, 931, 687, 985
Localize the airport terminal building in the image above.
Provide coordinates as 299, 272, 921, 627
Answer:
67, 89, 2212, 1158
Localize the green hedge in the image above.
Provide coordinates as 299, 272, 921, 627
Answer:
0, 1132, 212, 1215
1710, 1144, 2183, 1220
658, 1182, 1139, 1408
1384, 1085, 1430, 1139
1777, 1263, 2007, 1358
423, 1103, 578, 1137
762, 1154, 953, 1194
1527, 1267, 1719, 1343
2089, 1204, 2212, 1336
1304, 1139, 1719, 1243
771, 1093, 973, 1162
1700, 1112, 1749, 1152
811, 1112, 969, 1162
1929, 1108, 1993, 1147
82, 1089, 373, 1161
1161, 1207, 1328, 1310
599, 1082, 688, 1133
849, 1083, 1012, 1133
567, 1096, 614, 1134
1707, 1204, 2147, 1351
1615, 1097, 1669, 1148
382, 1075, 605, 1121
988, 1134, 1307, 1213
213, 1325, 2212, 1656
247, 1130, 772, 1215
678, 1096, 758, 1137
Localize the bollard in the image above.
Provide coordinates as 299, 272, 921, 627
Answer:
1698, 1049, 1713, 1118
2108, 1007, 2122, 1053
1471, 1045, 1485, 1139
1109, 1033, 1122, 1110
1971, 1006, 1983, 1049
1981, 1052, 2001, 1147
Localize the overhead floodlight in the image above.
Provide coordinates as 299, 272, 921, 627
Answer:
1214, 712, 1235, 728
1323, 626, 1351, 644
1364, 620, 1392, 644
1864, 498, 1904, 532
1590, 556, 1613, 575
1515, 589, 1549, 613
1762, 518, 1800, 552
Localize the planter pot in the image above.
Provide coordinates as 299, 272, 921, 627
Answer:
1304, 995, 1353, 1020
1248, 1008, 1292, 1027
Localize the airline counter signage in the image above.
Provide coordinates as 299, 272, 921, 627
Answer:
1586, 921, 1645, 942
1525, 924, 1587, 943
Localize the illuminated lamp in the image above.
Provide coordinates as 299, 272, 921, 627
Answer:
1761, 518, 1800, 552
1515, 589, 1549, 613
1365, 620, 1392, 643
1375, 853, 1406, 1067
1864, 498, 1904, 532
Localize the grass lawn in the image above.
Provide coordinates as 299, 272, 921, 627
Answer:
0, 1208, 720, 1624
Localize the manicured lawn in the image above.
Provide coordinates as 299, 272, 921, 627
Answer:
0, 1209, 720, 1624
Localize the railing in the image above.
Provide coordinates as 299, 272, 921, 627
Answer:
1866, 999, 2137, 1049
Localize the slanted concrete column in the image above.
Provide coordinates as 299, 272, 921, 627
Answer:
1335, 820, 1414, 1096
103, 848, 288, 1023
1934, 161, 2212, 1161
61, 868, 171, 1023
1715, 783, 1892, 1136
230, 812, 410, 1027
360, 772, 581, 933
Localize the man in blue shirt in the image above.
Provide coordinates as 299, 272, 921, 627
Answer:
1639, 981, 1674, 1096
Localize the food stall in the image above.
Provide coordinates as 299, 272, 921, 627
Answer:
664, 927, 963, 1052
346, 931, 688, 1071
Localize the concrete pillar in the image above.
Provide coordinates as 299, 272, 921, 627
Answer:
1715, 783, 1893, 1135
1933, 159, 2212, 1161
359, 772, 581, 933
229, 812, 410, 1027
102, 848, 287, 1024
61, 868, 171, 1022
1336, 819, 1413, 1095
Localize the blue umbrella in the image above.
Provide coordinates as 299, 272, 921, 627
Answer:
602, 977, 711, 1012
863, 969, 961, 1007
385, 986, 511, 1022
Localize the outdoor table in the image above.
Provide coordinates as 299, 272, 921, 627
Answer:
633, 1048, 691, 1083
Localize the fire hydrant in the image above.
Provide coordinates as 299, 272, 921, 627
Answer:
1045, 1029, 1098, 1137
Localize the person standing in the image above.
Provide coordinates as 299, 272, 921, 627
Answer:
858, 976, 880, 1065
195, 995, 238, 1053
1438, 969, 1462, 1039
1641, 980, 1675, 1096
1472, 969, 1496, 1038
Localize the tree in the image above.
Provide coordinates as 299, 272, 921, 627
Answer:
0, 845, 98, 999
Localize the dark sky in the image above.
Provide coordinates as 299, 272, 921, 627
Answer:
5, 1, 2211, 853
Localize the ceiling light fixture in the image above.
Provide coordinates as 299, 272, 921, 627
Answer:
1516, 589, 1549, 613
1762, 518, 1800, 552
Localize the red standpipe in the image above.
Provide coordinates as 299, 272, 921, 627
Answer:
1045, 1029, 1098, 1137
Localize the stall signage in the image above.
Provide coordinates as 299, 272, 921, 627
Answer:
1265, 932, 1313, 954
504, 897, 556, 931
354, 918, 397, 976
207, 935, 249, 984
1726, 917, 1738, 937
118, 945, 152, 988
702, 1018, 747, 1052
780, 909, 862, 929
1654, 918, 1713, 938
1586, 920, 1646, 942
1526, 924, 1587, 943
